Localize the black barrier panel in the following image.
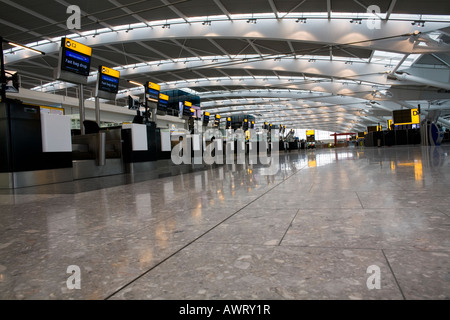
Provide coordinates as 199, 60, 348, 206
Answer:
407, 129, 421, 144
0, 100, 72, 173
395, 130, 408, 145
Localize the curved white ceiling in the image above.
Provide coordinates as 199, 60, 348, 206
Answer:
2, 1, 450, 131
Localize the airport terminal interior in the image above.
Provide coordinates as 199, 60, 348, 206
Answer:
0, 0, 449, 300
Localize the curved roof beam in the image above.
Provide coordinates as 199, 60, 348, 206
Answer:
30, 54, 403, 93
5, 17, 450, 64
115, 76, 389, 101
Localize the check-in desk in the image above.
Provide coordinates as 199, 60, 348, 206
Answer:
0, 99, 73, 188
71, 127, 124, 180
121, 122, 172, 174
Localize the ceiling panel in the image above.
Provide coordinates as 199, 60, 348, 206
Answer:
330, 0, 392, 13
392, 0, 450, 14
107, 42, 161, 62
141, 40, 191, 59
332, 46, 373, 59
211, 39, 260, 55
0, 7, 61, 35
274, 0, 327, 13
218, 68, 252, 77
116, 0, 181, 21
174, 0, 225, 17
182, 38, 224, 56
252, 39, 291, 55
191, 68, 228, 78
290, 42, 329, 56
220, 0, 273, 14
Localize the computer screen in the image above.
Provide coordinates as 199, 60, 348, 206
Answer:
128, 95, 141, 110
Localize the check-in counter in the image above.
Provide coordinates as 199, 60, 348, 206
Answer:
71, 127, 123, 180
121, 122, 172, 173
0, 99, 73, 188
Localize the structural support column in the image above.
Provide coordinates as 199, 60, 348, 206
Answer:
0, 37, 6, 102
79, 84, 85, 135
95, 96, 100, 126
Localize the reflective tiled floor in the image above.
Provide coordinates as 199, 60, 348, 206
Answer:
0, 145, 449, 299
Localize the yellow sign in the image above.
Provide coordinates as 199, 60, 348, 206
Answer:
64, 38, 92, 56
388, 119, 392, 130
159, 93, 169, 101
411, 108, 419, 124
244, 119, 248, 122
100, 66, 120, 78
190, 108, 195, 113
215, 115, 221, 119
39, 106, 64, 115
184, 101, 192, 107
306, 130, 315, 136
148, 82, 160, 91
227, 117, 231, 121
204, 112, 210, 116
395, 108, 419, 125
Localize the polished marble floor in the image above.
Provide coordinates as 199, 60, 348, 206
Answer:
0, 145, 449, 300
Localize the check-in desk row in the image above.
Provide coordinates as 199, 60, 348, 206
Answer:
0, 99, 171, 188
172, 134, 274, 164
364, 129, 421, 147
279, 140, 305, 151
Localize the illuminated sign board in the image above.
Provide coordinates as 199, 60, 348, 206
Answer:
60, 38, 92, 77
388, 119, 393, 130
393, 108, 419, 125
97, 66, 120, 94
182, 101, 192, 116
203, 112, 210, 125
158, 93, 169, 113
147, 82, 160, 102
306, 129, 315, 142
214, 114, 221, 126
226, 117, 231, 128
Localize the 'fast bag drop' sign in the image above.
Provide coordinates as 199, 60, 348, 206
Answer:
55, 38, 92, 84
